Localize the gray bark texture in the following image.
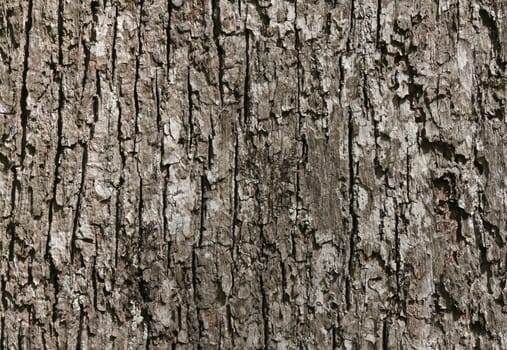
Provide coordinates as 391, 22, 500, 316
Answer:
0, 0, 506, 348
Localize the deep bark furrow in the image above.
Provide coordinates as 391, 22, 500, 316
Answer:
166, 0, 172, 75
347, 109, 358, 296
211, 0, 224, 105
80, 40, 91, 97
0, 316, 4, 350
231, 132, 240, 269
376, 0, 381, 47
259, 274, 269, 350
243, 26, 250, 125
114, 100, 125, 269
198, 175, 206, 247
394, 210, 401, 297
187, 67, 194, 155
111, 5, 118, 80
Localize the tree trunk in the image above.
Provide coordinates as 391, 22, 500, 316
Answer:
0, 0, 506, 349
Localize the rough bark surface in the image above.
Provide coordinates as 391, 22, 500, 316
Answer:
0, 0, 506, 349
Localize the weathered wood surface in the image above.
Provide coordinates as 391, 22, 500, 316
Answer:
0, 0, 506, 349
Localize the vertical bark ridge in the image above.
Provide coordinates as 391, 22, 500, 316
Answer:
19, 0, 33, 166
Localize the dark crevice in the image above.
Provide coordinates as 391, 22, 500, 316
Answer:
434, 281, 464, 318
49, 257, 60, 325
57, 0, 64, 64
226, 303, 234, 346
294, 0, 302, 134
76, 303, 85, 350
5, 8, 19, 49
10, 176, 18, 216
345, 276, 351, 310
138, 179, 144, 245
115, 100, 125, 270
406, 150, 411, 201
346, 109, 358, 310
373, 118, 385, 179
211, 0, 224, 105
191, 248, 203, 347
155, 72, 162, 130
111, 5, 119, 80
134, 7, 145, 316
376, 0, 381, 47
346, 0, 355, 51
0, 317, 4, 350
292, 0, 303, 261
80, 39, 91, 97
7, 222, 16, 262
198, 175, 207, 247
231, 132, 240, 284
42, 330, 48, 350
218, 319, 223, 350
207, 135, 214, 169
17, 324, 22, 350
134, 0, 144, 140
382, 319, 389, 350
145, 322, 151, 350
259, 274, 270, 350
92, 230, 98, 310
192, 248, 199, 304
0, 276, 7, 312
280, 259, 288, 303
166, 0, 172, 75
187, 68, 194, 155
338, 55, 345, 106
243, 28, 250, 125
478, 9, 501, 61
420, 130, 456, 161
394, 211, 401, 297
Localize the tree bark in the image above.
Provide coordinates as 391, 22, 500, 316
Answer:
0, 0, 506, 349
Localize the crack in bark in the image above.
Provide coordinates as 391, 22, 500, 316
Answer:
198, 175, 207, 247
114, 100, 125, 270
376, 0, 382, 47
76, 303, 85, 350
231, 132, 240, 286
259, 273, 270, 350
346, 109, 358, 310
111, 5, 118, 80
382, 319, 389, 350
80, 39, 91, 97
211, 0, 224, 105
243, 27, 250, 125
394, 209, 401, 297
187, 67, 194, 156
92, 227, 99, 310
166, 0, 172, 76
